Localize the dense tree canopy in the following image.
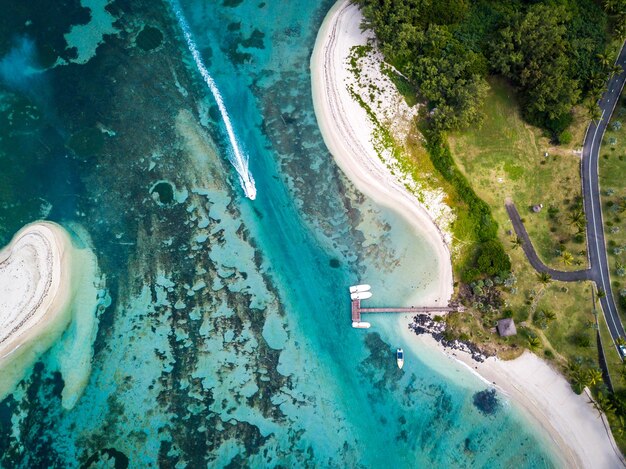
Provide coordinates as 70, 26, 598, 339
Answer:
354, 0, 618, 135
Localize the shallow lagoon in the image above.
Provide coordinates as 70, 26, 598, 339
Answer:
0, 0, 557, 466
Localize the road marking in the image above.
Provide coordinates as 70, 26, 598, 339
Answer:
589, 72, 626, 343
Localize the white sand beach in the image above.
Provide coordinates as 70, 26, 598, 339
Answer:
0, 221, 101, 408
310, 0, 453, 306
311, 1, 626, 467
0, 222, 74, 360
421, 333, 626, 468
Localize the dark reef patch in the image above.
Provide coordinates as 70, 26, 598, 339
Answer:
150, 181, 175, 205
241, 29, 265, 49
0, 0, 89, 61
473, 388, 499, 415
329, 258, 340, 268
82, 447, 129, 469
136, 26, 163, 51
223, 0, 244, 7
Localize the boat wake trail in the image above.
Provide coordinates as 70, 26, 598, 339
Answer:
171, 1, 256, 200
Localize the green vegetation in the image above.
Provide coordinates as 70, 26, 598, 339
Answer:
449, 79, 590, 271
422, 129, 506, 279
355, 0, 621, 138
353, 0, 626, 447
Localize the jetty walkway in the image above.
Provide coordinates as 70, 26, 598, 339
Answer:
351, 299, 461, 323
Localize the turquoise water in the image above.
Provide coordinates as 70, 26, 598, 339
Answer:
0, 0, 558, 467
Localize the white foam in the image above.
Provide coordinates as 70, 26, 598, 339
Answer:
171, 1, 256, 200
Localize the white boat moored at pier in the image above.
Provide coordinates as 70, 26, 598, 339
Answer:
350, 291, 372, 300
352, 321, 371, 329
349, 284, 371, 293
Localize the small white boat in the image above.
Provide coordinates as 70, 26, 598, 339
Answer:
352, 321, 371, 329
350, 291, 372, 300
396, 348, 404, 369
349, 284, 371, 294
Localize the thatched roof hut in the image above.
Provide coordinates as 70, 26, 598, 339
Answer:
497, 318, 517, 337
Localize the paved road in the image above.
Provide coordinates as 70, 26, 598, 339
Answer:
505, 201, 593, 282
582, 41, 626, 347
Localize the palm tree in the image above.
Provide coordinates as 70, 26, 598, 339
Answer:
568, 363, 592, 394
528, 335, 541, 350
598, 288, 606, 299
615, 20, 626, 39
603, 0, 617, 13
588, 74, 605, 93
544, 310, 556, 321
591, 391, 616, 415
561, 251, 574, 266
536, 272, 552, 285
511, 236, 523, 250
609, 64, 623, 79
614, 415, 626, 437
587, 102, 602, 122
585, 368, 603, 387
597, 52, 614, 69
568, 210, 586, 231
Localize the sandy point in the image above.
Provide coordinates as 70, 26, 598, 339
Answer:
0, 221, 101, 407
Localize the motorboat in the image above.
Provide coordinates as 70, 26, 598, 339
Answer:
352, 321, 371, 329
350, 291, 372, 301
396, 348, 404, 369
349, 284, 371, 293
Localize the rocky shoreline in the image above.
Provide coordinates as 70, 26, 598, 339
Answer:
409, 314, 491, 363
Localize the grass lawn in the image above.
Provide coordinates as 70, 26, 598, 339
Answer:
439, 78, 600, 368
599, 94, 626, 323
449, 78, 589, 271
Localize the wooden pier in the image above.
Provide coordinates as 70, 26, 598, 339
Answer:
351, 299, 461, 323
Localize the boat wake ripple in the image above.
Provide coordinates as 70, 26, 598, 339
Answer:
171, 1, 256, 200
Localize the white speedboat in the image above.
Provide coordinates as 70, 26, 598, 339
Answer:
349, 284, 371, 293
350, 291, 372, 300
396, 348, 404, 369
351, 321, 371, 329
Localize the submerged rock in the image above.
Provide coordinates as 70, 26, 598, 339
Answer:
473, 388, 500, 415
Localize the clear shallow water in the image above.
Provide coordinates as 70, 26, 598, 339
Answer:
0, 0, 558, 467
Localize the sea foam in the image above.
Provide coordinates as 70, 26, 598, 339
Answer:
171, 1, 256, 200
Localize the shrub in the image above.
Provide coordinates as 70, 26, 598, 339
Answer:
424, 130, 499, 243
571, 331, 591, 348
534, 310, 548, 329
558, 130, 573, 145
462, 267, 481, 283
477, 240, 512, 276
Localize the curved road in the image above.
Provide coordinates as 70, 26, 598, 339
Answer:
583, 41, 626, 348
505, 200, 593, 282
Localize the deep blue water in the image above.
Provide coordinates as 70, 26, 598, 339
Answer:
0, 0, 559, 467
